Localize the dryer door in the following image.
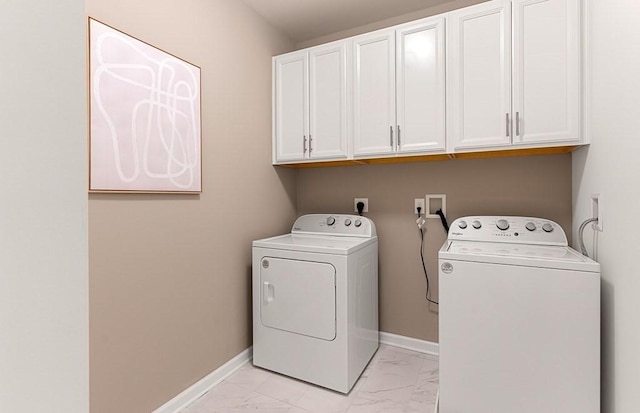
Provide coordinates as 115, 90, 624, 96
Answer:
260, 257, 336, 341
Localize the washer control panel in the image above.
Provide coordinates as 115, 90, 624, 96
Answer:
292, 214, 376, 238
449, 216, 567, 246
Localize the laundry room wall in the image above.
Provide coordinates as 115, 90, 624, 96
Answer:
296, 154, 573, 342
86, 0, 296, 412
1, 0, 88, 411
572, 1, 640, 411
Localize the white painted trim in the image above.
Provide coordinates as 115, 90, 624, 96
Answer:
380, 332, 439, 356
153, 347, 253, 413
582, 0, 590, 144
154, 333, 436, 413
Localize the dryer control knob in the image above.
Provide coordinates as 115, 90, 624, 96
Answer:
542, 222, 554, 233
458, 220, 468, 229
525, 222, 536, 231
472, 220, 482, 229
344, 218, 352, 226
496, 219, 510, 231
354, 219, 362, 227
326, 216, 336, 226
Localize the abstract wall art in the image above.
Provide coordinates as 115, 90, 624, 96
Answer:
89, 18, 202, 193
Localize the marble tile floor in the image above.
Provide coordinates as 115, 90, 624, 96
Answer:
181, 344, 438, 413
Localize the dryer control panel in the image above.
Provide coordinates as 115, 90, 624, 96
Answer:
448, 216, 567, 246
292, 214, 376, 238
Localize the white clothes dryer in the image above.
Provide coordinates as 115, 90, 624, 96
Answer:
438, 216, 600, 413
252, 214, 378, 393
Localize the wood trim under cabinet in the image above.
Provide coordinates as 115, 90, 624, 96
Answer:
276, 145, 579, 168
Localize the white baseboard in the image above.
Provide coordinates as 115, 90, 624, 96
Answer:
154, 333, 436, 413
153, 347, 253, 413
380, 331, 439, 356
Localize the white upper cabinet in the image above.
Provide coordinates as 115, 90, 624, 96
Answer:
352, 29, 396, 157
273, 0, 585, 165
396, 17, 447, 153
309, 42, 348, 159
273, 41, 347, 163
448, 0, 582, 152
352, 17, 447, 158
512, 0, 581, 145
448, 1, 513, 151
273, 51, 308, 162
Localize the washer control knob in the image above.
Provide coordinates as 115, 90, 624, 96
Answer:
496, 219, 510, 231
354, 219, 362, 228
326, 216, 336, 226
542, 222, 554, 233
458, 220, 468, 229
472, 220, 482, 229
344, 218, 352, 227
525, 222, 536, 232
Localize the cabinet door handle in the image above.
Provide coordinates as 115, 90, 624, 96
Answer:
397, 125, 401, 148
309, 135, 313, 153
516, 112, 520, 136
506, 113, 510, 138
303, 135, 307, 153
390, 126, 394, 147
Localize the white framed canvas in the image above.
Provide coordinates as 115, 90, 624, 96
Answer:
89, 18, 202, 193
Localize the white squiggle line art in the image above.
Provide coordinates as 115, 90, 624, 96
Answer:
93, 26, 200, 189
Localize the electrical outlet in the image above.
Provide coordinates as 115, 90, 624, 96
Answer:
354, 198, 369, 213
414, 198, 425, 215
591, 194, 603, 231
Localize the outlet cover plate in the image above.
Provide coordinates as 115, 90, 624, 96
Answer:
591, 193, 603, 231
354, 198, 369, 213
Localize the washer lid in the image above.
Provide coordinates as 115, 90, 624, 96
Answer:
253, 233, 377, 255
440, 241, 600, 272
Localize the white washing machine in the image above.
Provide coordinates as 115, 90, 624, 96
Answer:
438, 216, 600, 413
252, 214, 378, 393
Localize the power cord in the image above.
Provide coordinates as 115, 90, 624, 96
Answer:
416, 206, 439, 305
419, 226, 439, 305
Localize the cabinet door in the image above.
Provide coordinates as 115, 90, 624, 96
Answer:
273, 52, 308, 162
309, 42, 348, 160
352, 29, 396, 157
396, 17, 446, 153
512, 0, 581, 145
448, 1, 512, 150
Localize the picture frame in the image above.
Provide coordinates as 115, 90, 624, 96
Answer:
88, 18, 202, 193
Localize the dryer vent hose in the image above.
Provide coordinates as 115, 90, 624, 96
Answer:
436, 209, 449, 233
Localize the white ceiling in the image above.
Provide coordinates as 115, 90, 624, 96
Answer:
242, 0, 457, 44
